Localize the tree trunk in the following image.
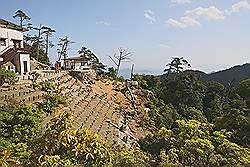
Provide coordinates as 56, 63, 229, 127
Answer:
116, 51, 122, 77
20, 18, 23, 27
45, 32, 49, 58
37, 25, 41, 61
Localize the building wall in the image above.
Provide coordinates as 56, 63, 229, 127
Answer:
4, 64, 15, 72
64, 60, 74, 70
75, 62, 82, 70
13, 54, 20, 73
64, 59, 90, 71
0, 27, 23, 53
65, 60, 82, 70
19, 53, 30, 74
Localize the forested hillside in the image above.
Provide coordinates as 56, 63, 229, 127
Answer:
186, 63, 250, 85
1, 59, 250, 166
133, 70, 250, 166
1, 3, 249, 166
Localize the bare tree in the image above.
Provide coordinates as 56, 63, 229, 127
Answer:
109, 48, 132, 77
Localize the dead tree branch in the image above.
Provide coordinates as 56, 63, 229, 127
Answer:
109, 48, 132, 77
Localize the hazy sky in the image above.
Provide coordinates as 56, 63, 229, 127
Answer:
1, 0, 250, 74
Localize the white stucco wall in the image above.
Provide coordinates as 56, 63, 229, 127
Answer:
64, 59, 90, 71
64, 60, 74, 70
4, 65, 15, 72
75, 62, 81, 70
19, 53, 30, 74
0, 27, 23, 53
72, 61, 90, 70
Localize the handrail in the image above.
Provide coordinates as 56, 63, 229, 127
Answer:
0, 45, 14, 55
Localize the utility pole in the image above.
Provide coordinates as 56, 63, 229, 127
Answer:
130, 64, 134, 80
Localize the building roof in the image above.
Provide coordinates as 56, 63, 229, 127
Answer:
2, 61, 15, 67
0, 18, 26, 32
64, 56, 89, 61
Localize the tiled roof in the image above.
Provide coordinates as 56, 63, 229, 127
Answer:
64, 56, 89, 61
3, 61, 15, 67
0, 18, 26, 31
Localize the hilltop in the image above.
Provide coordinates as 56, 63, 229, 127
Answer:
157, 63, 250, 85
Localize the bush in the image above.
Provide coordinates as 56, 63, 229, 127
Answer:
139, 120, 250, 166
110, 147, 150, 167
0, 104, 43, 165
0, 68, 17, 86
40, 93, 68, 113
30, 110, 111, 166
40, 81, 56, 92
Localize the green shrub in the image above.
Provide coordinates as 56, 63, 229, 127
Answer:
30, 111, 111, 166
40, 93, 68, 113
111, 147, 150, 167
0, 104, 43, 165
0, 68, 17, 86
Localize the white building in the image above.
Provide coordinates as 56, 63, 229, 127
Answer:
64, 56, 90, 72
0, 18, 31, 75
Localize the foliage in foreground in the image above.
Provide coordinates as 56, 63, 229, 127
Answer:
29, 110, 111, 166
0, 68, 17, 87
108, 146, 149, 167
140, 120, 250, 166
0, 103, 44, 166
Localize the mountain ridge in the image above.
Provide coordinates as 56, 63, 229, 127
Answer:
185, 63, 250, 85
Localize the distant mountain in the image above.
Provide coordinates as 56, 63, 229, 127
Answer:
118, 69, 131, 79
119, 68, 161, 79
186, 63, 250, 85
119, 63, 250, 84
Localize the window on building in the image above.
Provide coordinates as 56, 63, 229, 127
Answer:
0, 38, 6, 46
12, 39, 21, 48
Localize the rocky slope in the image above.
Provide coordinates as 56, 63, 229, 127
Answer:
0, 72, 149, 146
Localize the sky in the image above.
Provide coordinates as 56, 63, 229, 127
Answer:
0, 0, 250, 74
